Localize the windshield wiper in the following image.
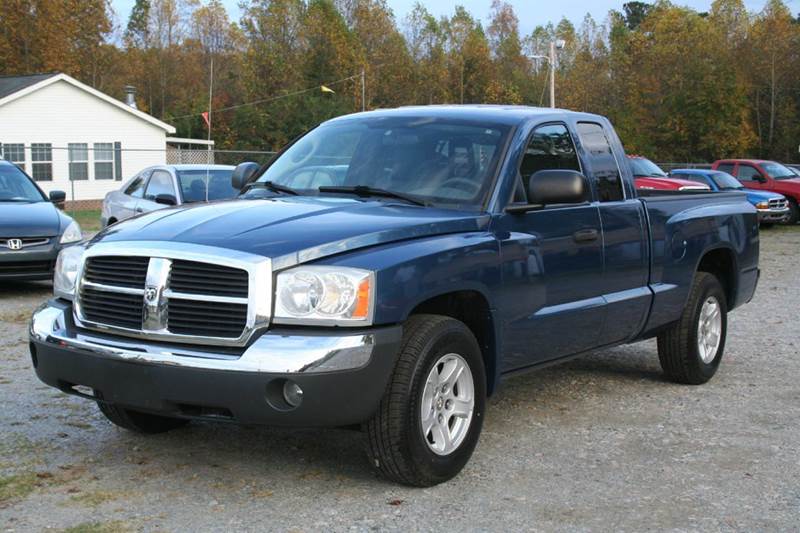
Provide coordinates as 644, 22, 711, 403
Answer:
244, 181, 299, 196
317, 185, 427, 207
0, 198, 35, 202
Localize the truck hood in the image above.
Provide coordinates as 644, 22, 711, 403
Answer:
743, 190, 785, 204
93, 197, 489, 268
0, 202, 61, 237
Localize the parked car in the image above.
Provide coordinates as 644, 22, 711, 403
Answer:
0, 159, 81, 280
627, 155, 710, 192
101, 164, 236, 227
785, 164, 800, 177
712, 159, 800, 224
32, 107, 759, 487
670, 168, 790, 225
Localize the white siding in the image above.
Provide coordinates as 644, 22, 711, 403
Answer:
0, 80, 168, 201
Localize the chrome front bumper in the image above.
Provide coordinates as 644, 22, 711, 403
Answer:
31, 301, 400, 374
757, 207, 790, 222
29, 301, 404, 426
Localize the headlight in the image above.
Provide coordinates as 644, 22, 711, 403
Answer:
274, 266, 374, 325
754, 201, 769, 210
59, 220, 82, 244
54, 245, 85, 300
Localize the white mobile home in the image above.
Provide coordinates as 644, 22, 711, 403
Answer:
0, 73, 177, 203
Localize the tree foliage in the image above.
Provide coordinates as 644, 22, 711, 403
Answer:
1, 0, 799, 161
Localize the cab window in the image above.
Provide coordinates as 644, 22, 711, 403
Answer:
576, 122, 624, 202
514, 123, 580, 203
736, 165, 762, 182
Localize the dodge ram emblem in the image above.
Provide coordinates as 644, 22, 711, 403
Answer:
144, 286, 159, 304
6, 239, 22, 251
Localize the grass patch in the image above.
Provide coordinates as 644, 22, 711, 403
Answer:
63, 521, 130, 533
67, 208, 102, 233
70, 490, 119, 507
0, 472, 38, 504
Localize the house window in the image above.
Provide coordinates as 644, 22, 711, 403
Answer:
94, 143, 114, 180
68, 143, 89, 180
31, 143, 53, 181
1, 143, 25, 167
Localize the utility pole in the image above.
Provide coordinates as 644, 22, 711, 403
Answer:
548, 41, 556, 109
530, 39, 565, 109
361, 67, 366, 112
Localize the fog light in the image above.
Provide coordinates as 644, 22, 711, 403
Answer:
283, 381, 303, 408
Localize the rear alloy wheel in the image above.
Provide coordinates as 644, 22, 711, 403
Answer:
364, 314, 486, 487
657, 272, 727, 385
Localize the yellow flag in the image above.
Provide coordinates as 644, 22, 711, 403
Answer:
320, 85, 335, 94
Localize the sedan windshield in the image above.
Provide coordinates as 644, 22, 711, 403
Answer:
709, 171, 744, 190
254, 117, 511, 209
177, 169, 237, 202
761, 162, 796, 180
628, 157, 667, 177
0, 163, 46, 202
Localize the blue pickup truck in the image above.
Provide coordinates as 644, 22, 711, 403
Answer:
30, 106, 759, 486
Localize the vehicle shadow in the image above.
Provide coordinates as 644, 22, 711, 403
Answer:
84, 345, 669, 488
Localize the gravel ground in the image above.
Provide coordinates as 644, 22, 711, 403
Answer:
0, 227, 798, 532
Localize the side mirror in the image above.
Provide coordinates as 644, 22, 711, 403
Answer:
527, 169, 588, 205
155, 193, 177, 206
49, 190, 66, 209
754, 175, 767, 183
231, 162, 260, 191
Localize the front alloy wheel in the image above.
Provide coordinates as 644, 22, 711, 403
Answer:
365, 314, 486, 486
420, 353, 475, 455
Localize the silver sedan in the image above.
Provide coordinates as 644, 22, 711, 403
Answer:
101, 164, 237, 227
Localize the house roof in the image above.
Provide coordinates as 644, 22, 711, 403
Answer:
0, 72, 176, 134
0, 73, 58, 99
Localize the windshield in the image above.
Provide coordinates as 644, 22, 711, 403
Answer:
177, 169, 237, 202
0, 163, 46, 202
628, 157, 667, 177
709, 171, 744, 190
761, 162, 796, 180
254, 117, 511, 209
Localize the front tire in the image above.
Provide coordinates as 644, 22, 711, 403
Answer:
364, 315, 486, 486
657, 272, 727, 385
786, 199, 799, 225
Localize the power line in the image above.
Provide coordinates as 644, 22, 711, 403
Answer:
167, 73, 362, 121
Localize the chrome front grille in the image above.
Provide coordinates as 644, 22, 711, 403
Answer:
768, 198, 787, 209
74, 242, 271, 347
84, 256, 149, 288
169, 260, 249, 298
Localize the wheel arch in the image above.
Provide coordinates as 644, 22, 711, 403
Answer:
407, 289, 499, 396
695, 245, 738, 309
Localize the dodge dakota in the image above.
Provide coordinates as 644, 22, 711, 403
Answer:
30, 106, 760, 486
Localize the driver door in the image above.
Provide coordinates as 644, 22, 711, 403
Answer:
496, 123, 605, 371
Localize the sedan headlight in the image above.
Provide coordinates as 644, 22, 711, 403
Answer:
59, 220, 82, 244
754, 201, 769, 210
54, 245, 85, 300
274, 266, 374, 325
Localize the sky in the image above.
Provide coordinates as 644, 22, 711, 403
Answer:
110, 0, 796, 37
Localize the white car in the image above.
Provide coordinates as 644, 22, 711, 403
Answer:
101, 164, 237, 227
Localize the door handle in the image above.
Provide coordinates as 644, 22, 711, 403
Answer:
135, 208, 144, 213
573, 228, 599, 243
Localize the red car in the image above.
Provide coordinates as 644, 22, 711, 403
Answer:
712, 159, 800, 224
628, 155, 710, 192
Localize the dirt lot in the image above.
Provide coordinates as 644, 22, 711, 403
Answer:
0, 227, 798, 532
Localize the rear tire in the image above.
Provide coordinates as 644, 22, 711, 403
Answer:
364, 314, 486, 487
657, 272, 727, 385
96, 392, 189, 434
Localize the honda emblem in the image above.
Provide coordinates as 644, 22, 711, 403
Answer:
6, 239, 22, 251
